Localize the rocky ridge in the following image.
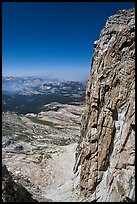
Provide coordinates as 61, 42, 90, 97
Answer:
74, 8, 135, 202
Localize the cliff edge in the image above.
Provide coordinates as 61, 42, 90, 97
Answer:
74, 8, 135, 202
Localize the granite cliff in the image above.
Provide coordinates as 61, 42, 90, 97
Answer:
74, 8, 135, 202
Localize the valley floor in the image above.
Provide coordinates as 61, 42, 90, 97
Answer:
42, 143, 80, 202
2, 102, 84, 202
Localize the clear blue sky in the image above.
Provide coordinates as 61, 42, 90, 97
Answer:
2, 2, 134, 81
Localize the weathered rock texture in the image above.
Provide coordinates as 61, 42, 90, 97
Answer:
2, 164, 38, 202
74, 8, 135, 202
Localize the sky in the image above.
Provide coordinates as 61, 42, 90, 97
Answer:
2, 2, 134, 81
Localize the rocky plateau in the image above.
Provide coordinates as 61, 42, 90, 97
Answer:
2, 102, 85, 202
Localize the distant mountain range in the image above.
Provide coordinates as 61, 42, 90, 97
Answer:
2, 76, 87, 96
2, 76, 87, 114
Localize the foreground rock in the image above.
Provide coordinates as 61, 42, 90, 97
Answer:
75, 8, 135, 202
2, 164, 37, 202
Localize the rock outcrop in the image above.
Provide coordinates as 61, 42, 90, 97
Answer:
2, 164, 37, 202
74, 8, 135, 202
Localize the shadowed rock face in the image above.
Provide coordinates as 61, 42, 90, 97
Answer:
2, 164, 38, 202
74, 8, 135, 202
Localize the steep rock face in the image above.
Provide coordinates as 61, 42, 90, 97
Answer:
74, 8, 135, 202
2, 164, 38, 202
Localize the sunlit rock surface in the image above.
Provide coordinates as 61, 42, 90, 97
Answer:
75, 8, 135, 202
